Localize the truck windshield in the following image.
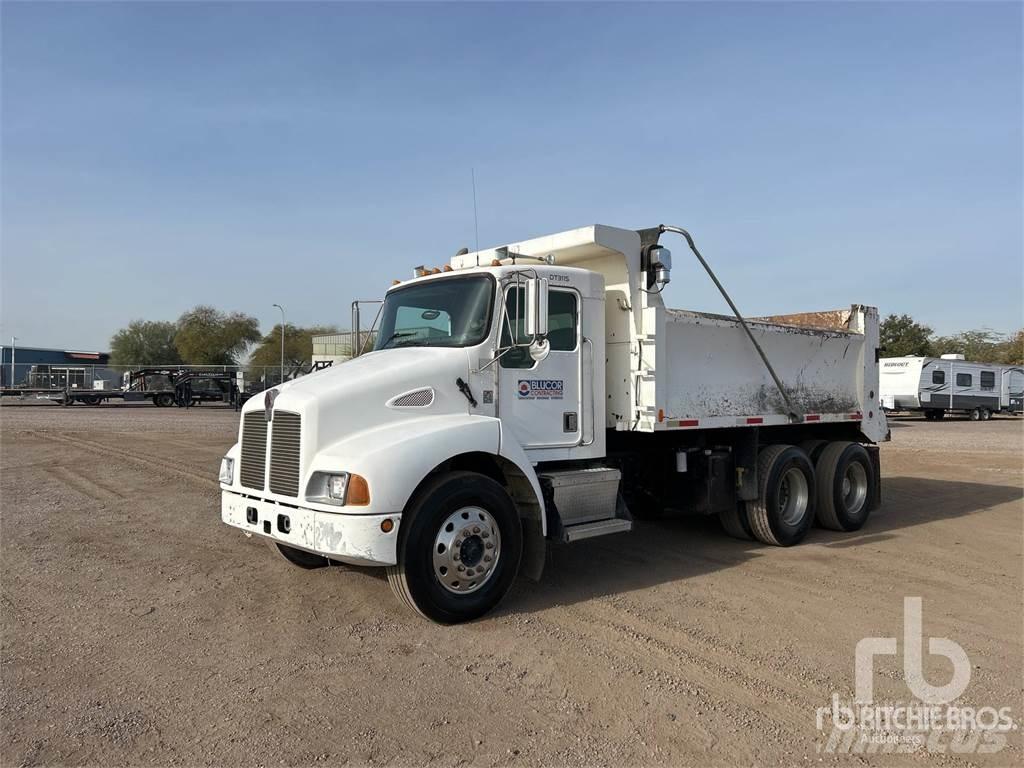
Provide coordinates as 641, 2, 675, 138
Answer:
373, 276, 494, 350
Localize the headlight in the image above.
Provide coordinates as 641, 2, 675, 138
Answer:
328, 473, 349, 501
219, 457, 235, 484
306, 471, 371, 507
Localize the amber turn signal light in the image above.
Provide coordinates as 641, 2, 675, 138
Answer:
347, 474, 371, 506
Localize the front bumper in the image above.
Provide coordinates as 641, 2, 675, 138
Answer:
221, 490, 401, 566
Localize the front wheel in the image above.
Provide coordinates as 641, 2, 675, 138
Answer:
970, 408, 981, 421
387, 471, 522, 624
265, 539, 329, 569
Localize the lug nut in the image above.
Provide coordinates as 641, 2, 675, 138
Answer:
485, 541, 494, 549
458, 565, 465, 572
473, 526, 480, 534
484, 555, 492, 562
466, 568, 474, 576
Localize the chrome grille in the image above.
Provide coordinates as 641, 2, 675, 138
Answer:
239, 413, 267, 490
269, 411, 301, 496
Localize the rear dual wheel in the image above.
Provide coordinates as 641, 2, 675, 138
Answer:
814, 442, 873, 531
745, 445, 816, 546
722, 440, 875, 544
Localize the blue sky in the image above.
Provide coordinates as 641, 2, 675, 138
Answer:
2, 1, 1021, 351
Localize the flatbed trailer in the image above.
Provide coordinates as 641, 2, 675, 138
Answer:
1, 369, 250, 407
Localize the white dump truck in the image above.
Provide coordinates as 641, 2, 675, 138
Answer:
219, 224, 888, 622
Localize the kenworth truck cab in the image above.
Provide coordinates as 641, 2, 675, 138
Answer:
219, 224, 887, 623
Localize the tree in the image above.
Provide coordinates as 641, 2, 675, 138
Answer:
931, 328, 1005, 363
109, 320, 182, 366
997, 330, 1024, 365
880, 314, 933, 357
249, 324, 341, 379
173, 306, 261, 365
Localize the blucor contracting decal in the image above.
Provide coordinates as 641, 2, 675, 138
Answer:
518, 380, 564, 400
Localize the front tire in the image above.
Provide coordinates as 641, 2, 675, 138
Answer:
746, 445, 816, 546
815, 441, 874, 531
387, 471, 522, 624
970, 408, 981, 421
265, 539, 330, 568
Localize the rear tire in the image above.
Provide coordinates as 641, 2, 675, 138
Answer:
719, 503, 753, 540
799, 439, 829, 464
265, 539, 329, 569
970, 408, 981, 421
387, 471, 522, 624
156, 393, 174, 408
745, 445, 815, 547
815, 441, 873, 532
980, 408, 991, 421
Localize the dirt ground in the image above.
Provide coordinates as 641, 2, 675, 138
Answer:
1, 404, 1021, 767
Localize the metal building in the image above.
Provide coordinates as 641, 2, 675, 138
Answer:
0, 345, 113, 390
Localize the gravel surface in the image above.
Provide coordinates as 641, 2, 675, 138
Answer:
1, 404, 1021, 766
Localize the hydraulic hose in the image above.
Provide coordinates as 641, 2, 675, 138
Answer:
659, 224, 799, 421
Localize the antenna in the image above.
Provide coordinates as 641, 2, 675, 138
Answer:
471, 167, 480, 266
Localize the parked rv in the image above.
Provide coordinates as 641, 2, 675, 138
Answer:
219, 223, 888, 623
880, 355, 1024, 420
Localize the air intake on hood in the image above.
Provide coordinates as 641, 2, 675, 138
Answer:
388, 387, 435, 408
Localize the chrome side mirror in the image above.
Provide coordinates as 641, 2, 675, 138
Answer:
528, 338, 551, 362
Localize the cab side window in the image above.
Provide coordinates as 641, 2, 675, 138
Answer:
500, 288, 578, 368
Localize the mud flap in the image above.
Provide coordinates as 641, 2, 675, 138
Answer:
866, 445, 882, 511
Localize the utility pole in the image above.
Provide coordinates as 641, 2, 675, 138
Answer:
10, 336, 16, 388
272, 305, 285, 385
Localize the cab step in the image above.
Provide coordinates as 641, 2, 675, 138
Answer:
539, 466, 634, 543
562, 517, 633, 543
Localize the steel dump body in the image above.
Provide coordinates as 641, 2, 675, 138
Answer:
656, 306, 882, 438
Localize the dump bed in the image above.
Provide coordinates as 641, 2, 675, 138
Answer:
642, 305, 886, 442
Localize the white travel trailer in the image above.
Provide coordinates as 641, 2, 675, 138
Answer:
879, 355, 1024, 420
219, 224, 888, 623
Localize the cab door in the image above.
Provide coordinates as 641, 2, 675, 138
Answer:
497, 286, 581, 449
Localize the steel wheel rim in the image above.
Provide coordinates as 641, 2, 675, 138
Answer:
432, 506, 501, 594
841, 462, 868, 515
778, 467, 809, 526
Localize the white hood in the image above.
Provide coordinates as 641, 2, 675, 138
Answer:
244, 346, 474, 452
